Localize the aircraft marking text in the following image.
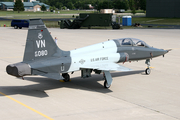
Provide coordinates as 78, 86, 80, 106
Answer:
35, 50, 48, 57
35, 40, 48, 57
61, 64, 65, 71
91, 57, 108, 62
36, 40, 46, 48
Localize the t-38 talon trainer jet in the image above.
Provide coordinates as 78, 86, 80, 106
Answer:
6, 19, 171, 88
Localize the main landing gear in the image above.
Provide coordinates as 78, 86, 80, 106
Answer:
103, 71, 113, 88
62, 73, 70, 82
104, 79, 111, 88
145, 59, 151, 75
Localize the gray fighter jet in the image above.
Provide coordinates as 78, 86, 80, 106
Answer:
6, 19, 171, 88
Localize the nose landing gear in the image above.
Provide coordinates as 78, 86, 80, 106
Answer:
145, 68, 151, 75
145, 59, 151, 75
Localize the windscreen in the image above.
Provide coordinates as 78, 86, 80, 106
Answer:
113, 38, 150, 47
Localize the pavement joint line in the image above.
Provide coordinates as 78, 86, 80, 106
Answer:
173, 48, 180, 50
146, 19, 164, 23
103, 93, 180, 120
71, 80, 180, 120
167, 48, 180, 50
0, 91, 54, 120
73, 79, 180, 120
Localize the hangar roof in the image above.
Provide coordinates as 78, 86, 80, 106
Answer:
1, 2, 49, 7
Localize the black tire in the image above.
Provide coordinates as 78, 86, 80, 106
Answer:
14, 25, 18, 29
88, 26, 91, 29
145, 68, 151, 75
104, 80, 111, 88
62, 73, 70, 82
19, 27, 22, 29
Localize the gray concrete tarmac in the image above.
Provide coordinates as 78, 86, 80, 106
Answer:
0, 27, 180, 120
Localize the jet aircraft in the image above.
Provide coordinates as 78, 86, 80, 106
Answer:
6, 19, 170, 88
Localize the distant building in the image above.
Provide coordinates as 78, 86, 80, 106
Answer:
1, 2, 14, 11
28, 0, 36, 2
146, 0, 180, 18
23, 2, 34, 11
1, 0, 49, 11
13, 0, 35, 2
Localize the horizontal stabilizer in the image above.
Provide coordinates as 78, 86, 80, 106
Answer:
32, 69, 64, 80
80, 63, 132, 71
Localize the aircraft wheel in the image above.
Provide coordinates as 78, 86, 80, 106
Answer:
145, 68, 151, 75
62, 73, 70, 82
104, 80, 111, 88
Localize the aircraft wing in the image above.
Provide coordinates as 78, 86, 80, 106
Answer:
80, 62, 132, 71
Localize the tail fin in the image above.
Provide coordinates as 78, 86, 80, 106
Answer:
23, 19, 69, 62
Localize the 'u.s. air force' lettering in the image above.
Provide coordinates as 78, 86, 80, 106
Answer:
91, 57, 108, 62
35, 40, 48, 57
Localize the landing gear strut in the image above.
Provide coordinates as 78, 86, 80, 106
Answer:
62, 73, 70, 82
145, 59, 151, 75
103, 71, 113, 88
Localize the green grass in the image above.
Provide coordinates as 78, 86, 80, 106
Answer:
132, 18, 180, 25
44, 21, 60, 28
0, 21, 11, 27
124, 10, 145, 13
0, 10, 95, 15
0, 10, 95, 19
1, 10, 180, 28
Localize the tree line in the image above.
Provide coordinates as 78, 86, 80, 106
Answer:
1, 0, 146, 13
39, 0, 146, 12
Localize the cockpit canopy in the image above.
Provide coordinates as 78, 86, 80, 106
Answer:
113, 38, 150, 47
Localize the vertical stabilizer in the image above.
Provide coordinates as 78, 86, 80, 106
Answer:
23, 19, 69, 62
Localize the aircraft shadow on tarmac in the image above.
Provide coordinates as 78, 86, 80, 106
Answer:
0, 70, 144, 98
